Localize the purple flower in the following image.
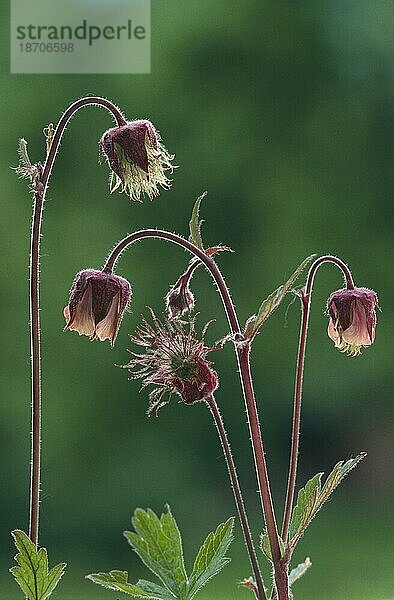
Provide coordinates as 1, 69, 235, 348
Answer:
64, 269, 131, 345
123, 310, 219, 414
327, 287, 378, 356
100, 120, 174, 202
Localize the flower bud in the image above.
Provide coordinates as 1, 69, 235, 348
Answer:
165, 275, 195, 319
100, 119, 174, 202
64, 269, 131, 345
327, 287, 378, 356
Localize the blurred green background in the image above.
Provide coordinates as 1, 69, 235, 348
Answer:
1, 1, 393, 599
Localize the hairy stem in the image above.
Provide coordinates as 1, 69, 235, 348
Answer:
281, 255, 355, 543
29, 188, 43, 548
104, 230, 239, 331
104, 230, 289, 599
28, 96, 125, 545
237, 345, 289, 600
206, 395, 266, 600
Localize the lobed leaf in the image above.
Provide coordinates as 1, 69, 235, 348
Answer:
88, 508, 235, 600
187, 517, 234, 599
10, 530, 66, 600
244, 254, 316, 340
124, 505, 187, 598
289, 453, 366, 546
189, 192, 207, 250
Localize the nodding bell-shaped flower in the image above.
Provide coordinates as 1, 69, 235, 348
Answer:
100, 119, 174, 202
64, 269, 132, 346
327, 287, 378, 356
165, 273, 195, 320
123, 310, 219, 415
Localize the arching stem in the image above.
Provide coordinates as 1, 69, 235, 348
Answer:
104, 230, 288, 599
28, 96, 125, 546
281, 256, 355, 543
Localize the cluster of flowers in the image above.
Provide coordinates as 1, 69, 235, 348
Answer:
63, 118, 379, 412
64, 270, 378, 414
64, 264, 217, 410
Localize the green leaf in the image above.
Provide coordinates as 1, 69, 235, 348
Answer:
86, 570, 171, 599
289, 453, 366, 546
244, 254, 316, 339
189, 192, 207, 249
288, 472, 323, 542
10, 530, 66, 600
259, 531, 284, 562
187, 517, 234, 599
260, 532, 272, 561
89, 508, 234, 600
124, 505, 188, 598
18, 138, 32, 167
137, 579, 177, 599
289, 557, 312, 585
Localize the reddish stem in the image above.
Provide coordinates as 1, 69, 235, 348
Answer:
207, 396, 266, 600
281, 255, 355, 544
28, 96, 125, 546
104, 231, 289, 599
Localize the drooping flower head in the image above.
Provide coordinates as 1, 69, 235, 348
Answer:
123, 310, 219, 415
327, 287, 378, 356
100, 119, 174, 202
64, 269, 132, 345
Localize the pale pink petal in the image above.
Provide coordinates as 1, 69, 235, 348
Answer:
327, 319, 341, 347
68, 285, 95, 337
63, 305, 70, 324
342, 304, 372, 347
95, 293, 120, 342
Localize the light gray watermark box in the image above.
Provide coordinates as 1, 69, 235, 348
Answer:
10, 0, 150, 74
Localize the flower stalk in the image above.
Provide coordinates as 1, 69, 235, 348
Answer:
27, 96, 126, 546
103, 229, 288, 599
206, 395, 266, 600
123, 312, 265, 597
281, 256, 356, 543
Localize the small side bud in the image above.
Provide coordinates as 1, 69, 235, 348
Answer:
64, 269, 132, 346
13, 138, 43, 187
100, 119, 174, 202
327, 286, 378, 356
165, 273, 195, 319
